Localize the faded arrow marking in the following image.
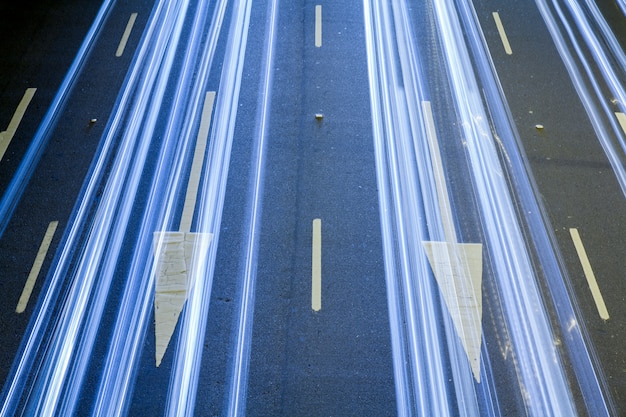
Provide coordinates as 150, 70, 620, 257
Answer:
153, 91, 215, 367
421, 100, 484, 382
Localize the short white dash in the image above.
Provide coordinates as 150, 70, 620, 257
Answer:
569, 228, 609, 320
116, 12, 138, 57
180, 91, 216, 233
315, 5, 322, 48
16, 221, 59, 313
0, 88, 36, 162
492, 12, 512, 55
312, 218, 322, 311
615, 112, 626, 136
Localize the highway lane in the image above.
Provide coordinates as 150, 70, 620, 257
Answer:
0, 0, 153, 388
473, 0, 625, 413
0, 0, 624, 416
236, 1, 397, 415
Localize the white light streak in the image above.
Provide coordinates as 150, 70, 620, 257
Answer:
94, 1, 229, 415
225, 1, 279, 415
535, 0, 626, 196
364, 0, 609, 414
0, 1, 116, 415
165, 0, 254, 414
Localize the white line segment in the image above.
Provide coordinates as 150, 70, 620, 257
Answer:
0, 88, 36, 162
492, 12, 512, 55
569, 228, 609, 320
423, 101, 457, 244
16, 221, 58, 313
116, 13, 138, 57
615, 111, 626, 135
312, 218, 322, 311
315, 5, 322, 47
180, 91, 215, 232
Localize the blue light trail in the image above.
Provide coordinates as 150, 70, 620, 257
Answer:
364, 0, 614, 414
0, 0, 620, 415
536, 0, 626, 195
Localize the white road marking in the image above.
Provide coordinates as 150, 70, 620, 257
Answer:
180, 91, 215, 233
153, 91, 216, 367
312, 218, 322, 311
615, 111, 626, 136
115, 12, 138, 57
492, 12, 512, 55
16, 221, 58, 313
569, 228, 609, 320
422, 101, 484, 382
0, 88, 36, 162
315, 5, 322, 48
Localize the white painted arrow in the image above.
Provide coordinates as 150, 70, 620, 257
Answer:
152, 91, 215, 367
421, 101, 484, 382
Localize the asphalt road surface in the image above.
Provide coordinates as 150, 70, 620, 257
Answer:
0, 0, 624, 416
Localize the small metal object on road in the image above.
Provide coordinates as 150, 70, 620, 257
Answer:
535, 124, 544, 130
315, 113, 323, 120
89, 118, 97, 124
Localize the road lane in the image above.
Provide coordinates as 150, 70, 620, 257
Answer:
242, 1, 396, 415
0, 0, 154, 406
474, 0, 625, 412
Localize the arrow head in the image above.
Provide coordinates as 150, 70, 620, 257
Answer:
153, 231, 213, 367
423, 241, 483, 382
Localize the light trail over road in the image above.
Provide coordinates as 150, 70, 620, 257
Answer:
0, 0, 623, 415
365, 0, 614, 414
0, 0, 116, 236
535, 0, 626, 195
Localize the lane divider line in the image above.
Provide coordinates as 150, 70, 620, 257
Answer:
569, 228, 609, 320
492, 12, 512, 55
315, 5, 322, 48
312, 218, 322, 311
615, 111, 626, 135
0, 88, 37, 162
16, 220, 59, 313
116, 12, 138, 57
180, 91, 215, 233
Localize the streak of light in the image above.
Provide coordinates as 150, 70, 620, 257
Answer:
24, 0, 195, 414
93, 0, 229, 415
165, 0, 253, 414
443, 0, 614, 414
535, 0, 626, 196
225, 1, 279, 414
0, 0, 223, 415
433, 0, 590, 413
0, 1, 115, 236
364, 0, 455, 414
